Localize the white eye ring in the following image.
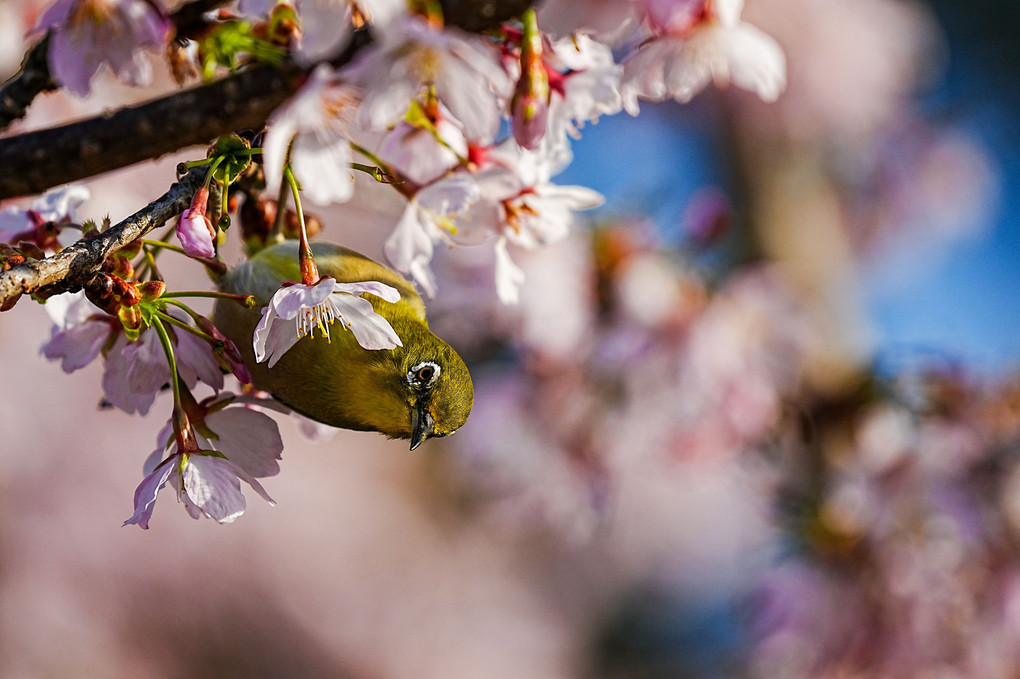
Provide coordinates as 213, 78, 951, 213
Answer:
408, 361, 441, 387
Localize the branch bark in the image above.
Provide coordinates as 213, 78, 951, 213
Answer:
0, 63, 301, 200
0, 35, 56, 131
0, 168, 206, 310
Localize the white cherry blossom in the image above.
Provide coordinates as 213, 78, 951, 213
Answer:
344, 15, 512, 142
253, 277, 402, 368
621, 0, 786, 113
263, 64, 360, 206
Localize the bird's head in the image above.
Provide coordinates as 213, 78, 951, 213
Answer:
392, 322, 474, 450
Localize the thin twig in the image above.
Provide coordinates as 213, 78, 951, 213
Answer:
0, 168, 207, 310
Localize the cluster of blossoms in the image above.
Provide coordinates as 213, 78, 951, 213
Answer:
28, 0, 786, 307
1, 0, 788, 527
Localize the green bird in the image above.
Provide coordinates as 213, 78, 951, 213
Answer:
214, 241, 473, 449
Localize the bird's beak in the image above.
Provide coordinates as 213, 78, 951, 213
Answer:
410, 404, 435, 451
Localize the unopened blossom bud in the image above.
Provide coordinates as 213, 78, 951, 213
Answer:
176, 185, 217, 258
118, 304, 143, 338
137, 280, 166, 303
84, 272, 117, 312
0, 244, 26, 270
106, 253, 134, 280
511, 9, 550, 150
16, 241, 46, 260
118, 281, 142, 308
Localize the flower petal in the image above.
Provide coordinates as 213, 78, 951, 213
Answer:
205, 407, 283, 478
182, 455, 247, 523
123, 458, 175, 529
326, 293, 402, 350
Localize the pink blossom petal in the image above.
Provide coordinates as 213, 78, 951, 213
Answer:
385, 202, 438, 297
123, 460, 175, 529
41, 320, 112, 373
326, 293, 402, 350
174, 328, 224, 392
205, 408, 283, 478
332, 280, 402, 304
253, 304, 302, 368
182, 455, 246, 523
494, 237, 526, 305
176, 210, 216, 258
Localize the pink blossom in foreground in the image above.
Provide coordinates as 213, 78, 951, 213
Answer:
175, 186, 216, 258
621, 0, 786, 113
263, 64, 359, 206
344, 15, 512, 142
33, 0, 172, 97
124, 402, 282, 528
253, 277, 402, 368
102, 313, 224, 415
40, 291, 116, 372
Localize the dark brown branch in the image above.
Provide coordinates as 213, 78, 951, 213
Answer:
0, 1, 234, 133
0, 168, 207, 310
0, 63, 302, 201
0, 34, 57, 131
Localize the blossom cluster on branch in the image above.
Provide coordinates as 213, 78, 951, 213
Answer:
0, 0, 789, 528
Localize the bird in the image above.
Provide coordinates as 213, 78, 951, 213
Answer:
214, 240, 473, 450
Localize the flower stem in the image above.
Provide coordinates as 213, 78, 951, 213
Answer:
155, 308, 214, 343
164, 290, 256, 306
151, 315, 184, 416
142, 245, 163, 282
284, 164, 319, 285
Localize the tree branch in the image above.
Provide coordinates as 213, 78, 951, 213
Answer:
0, 34, 56, 132
0, 0, 235, 133
0, 168, 207, 310
0, 63, 301, 201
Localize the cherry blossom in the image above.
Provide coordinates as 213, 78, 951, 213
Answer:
253, 277, 402, 368
464, 143, 604, 304
621, 0, 786, 113
102, 316, 223, 415
542, 34, 623, 155
175, 185, 216, 258
263, 64, 360, 206
0, 184, 90, 248
40, 291, 116, 372
32, 0, 172, 97
124, 402, 283, 528
384, 174, 481, 297
344, 15, 512, 142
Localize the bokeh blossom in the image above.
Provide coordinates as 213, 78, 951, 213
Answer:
621, 0, 786, 113
32, 0, 172, 97
344, 14, 512, 142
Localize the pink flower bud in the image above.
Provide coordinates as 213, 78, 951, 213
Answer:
176, 186, 217, 258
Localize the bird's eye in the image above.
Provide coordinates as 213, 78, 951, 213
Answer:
408, 361, 441, 388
